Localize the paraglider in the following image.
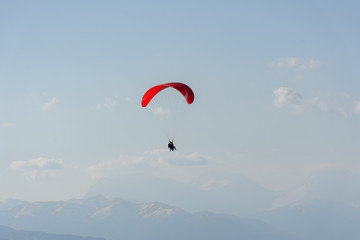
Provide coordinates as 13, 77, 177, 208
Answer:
141, 82, 194, 107
168, 139, 176, 151
142, 82, 194, 151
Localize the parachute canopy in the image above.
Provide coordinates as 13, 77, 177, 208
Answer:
141, 82, 194, 107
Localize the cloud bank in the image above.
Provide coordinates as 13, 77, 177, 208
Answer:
9, 157, 64, 180
87, 150, 212, 181
272, 87, 360, 117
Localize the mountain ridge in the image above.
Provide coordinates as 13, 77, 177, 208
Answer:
0, 196, 295, 240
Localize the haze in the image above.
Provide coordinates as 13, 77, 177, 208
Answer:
1, 0, 360, 218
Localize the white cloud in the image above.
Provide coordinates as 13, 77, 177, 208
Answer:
144, 150, 212, 167
270, 57, 321, 71
42, 97, 58, 111
273, 87, 304, 111
273, 88, 337, 113
166, 152, 211, 166
354, 100, 360, 113
270, 56, 299, 69
198, 179, 229, 191
95, 98, 119, 110
302, 57, 322, 70
343, 92, 351, 99
125, 97, 133, 104
87, 150, 212, 180
270, 57, 321, 80
87, 155, 146, 180
309, 97, 328, 112
2, 122, 15, 127
9, 157, 64, 180
149, 105, 171, 118
338, 106, 349, 118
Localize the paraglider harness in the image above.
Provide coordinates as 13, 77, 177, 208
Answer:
168, 139, 176, 151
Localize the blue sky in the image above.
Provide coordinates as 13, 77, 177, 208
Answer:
1, 1, 360, 212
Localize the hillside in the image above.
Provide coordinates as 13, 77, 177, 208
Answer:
0, 225, 105, 240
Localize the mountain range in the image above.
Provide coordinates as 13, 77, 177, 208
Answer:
0, 197, 359, 240
85, 173, 275, 216
0, 196, 294, 240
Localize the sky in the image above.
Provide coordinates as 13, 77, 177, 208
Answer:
1, 0, 360, 213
